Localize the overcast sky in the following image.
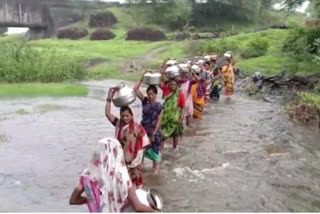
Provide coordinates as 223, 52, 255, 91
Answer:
6, 0, 310, 35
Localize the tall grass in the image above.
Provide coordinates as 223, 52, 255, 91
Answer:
0, 43, 85, 83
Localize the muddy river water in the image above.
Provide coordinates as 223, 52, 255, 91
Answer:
0, 80, 320, 212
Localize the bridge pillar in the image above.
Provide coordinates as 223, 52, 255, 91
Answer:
0, 0, 54, 40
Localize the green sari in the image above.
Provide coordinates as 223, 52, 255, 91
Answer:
161, 89, 183, 141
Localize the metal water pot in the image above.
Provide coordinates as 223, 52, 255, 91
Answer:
135, 188, 163, 211
112, 82, 136, 107
165, 65, 181, 78
178, 63, 190, 73
166, 59, 177, 66
204, 55, 211, 62
191, 64, 202, 74
143, 71, 162, 85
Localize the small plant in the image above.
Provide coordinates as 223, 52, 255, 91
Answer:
297, 92, 320, 109
286, 92, 320, 123
244, 84, 259, 96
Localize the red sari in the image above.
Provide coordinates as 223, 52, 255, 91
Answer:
112, 118, 150, 188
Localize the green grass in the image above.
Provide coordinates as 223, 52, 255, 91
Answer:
202, 29, 319, 77
0, 34, 24, 43
87, 63, 140, 81
0, 83, 89, 98
29, 39, 171, 60
297, 92, 320, 109
141, 40, 199, 69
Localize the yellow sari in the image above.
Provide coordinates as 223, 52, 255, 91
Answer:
222, 64, 234, 96
191, 82, 205, 119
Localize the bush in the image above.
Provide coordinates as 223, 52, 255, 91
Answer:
286, 92, 320, 123
126, 28, 166, 41
240, 38, 269, 59
57, 27, 88, 40
282, 27, 320, 57
90, 29, 115, 40
201, 37, 237, 55
89, 11, 117, 28
0, 44, 85, 83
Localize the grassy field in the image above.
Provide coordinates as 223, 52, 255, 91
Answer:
0, 83, 89, 98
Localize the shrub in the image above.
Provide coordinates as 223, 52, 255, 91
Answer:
240, 38, 269, 59
90, 29, 115, 40
282, 27, 320, 57
89, 11, 117, 28
200, 37, 237, 55
57, 27, 88, 40
126, 28, 166, 41
0, 43, 85, 83
286, 92, 320, 123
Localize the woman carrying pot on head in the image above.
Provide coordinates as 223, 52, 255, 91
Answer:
177, 69, 194, 127
210, 66, 223, 100
202, 61, 214, 102
159, 59, 177, 99
134, 73, 164, 175
221, 52, 235, 97
190, 65, 205, 119
161, 78, 185, 151
69, 137, 158, 213
105, 90, 150, 188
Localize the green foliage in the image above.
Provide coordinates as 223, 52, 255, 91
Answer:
313, 38, 320, 64
129, 0, 192, 30
0, 83, 89, 98
201, 29, 319, 77
286, 91, 320, 123
201, 37, 237, 55
0, 43, 85, 83
297, 92, 320, 109
241, 38, 270, 59
282, 27, 320, 58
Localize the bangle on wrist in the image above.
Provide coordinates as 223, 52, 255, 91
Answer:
107, 98, 112, 102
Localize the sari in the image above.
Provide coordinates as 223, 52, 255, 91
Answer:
191, 81, 205, 119
180, 80, 194, 118
80, 137, 132, 213
161, 89, 184, 141
203, 70, 213, 101
222, 64, 234, 96
141, 98, 163, 163
113, 118, 150, 188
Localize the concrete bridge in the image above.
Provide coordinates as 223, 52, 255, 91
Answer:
0, 0, 120, 39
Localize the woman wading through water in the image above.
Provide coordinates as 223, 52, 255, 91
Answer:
105, 89, 150, 188
69, 137, 156, 213
161, 78, 185, 151
134, 72, 164, 174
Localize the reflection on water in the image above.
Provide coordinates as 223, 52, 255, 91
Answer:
0, 80, 320, 212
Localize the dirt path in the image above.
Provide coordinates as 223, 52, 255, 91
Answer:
119, 43, 176, 73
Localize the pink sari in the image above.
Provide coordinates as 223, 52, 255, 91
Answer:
80, 137, 132, 213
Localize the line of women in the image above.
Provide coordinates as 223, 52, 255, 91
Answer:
69, 51, 235, 213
